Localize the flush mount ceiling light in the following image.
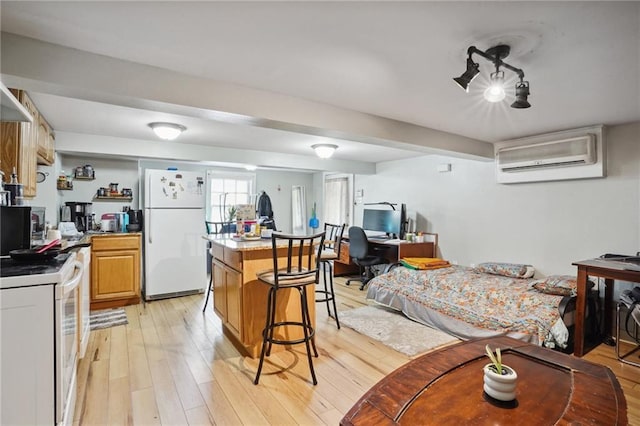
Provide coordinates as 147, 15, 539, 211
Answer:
312, 144, 338, 159
148, 122, 187, 140
453, 44, 531, 109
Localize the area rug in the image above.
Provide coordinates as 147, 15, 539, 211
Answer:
339, 305, 460, 356
90, 307, 128, 330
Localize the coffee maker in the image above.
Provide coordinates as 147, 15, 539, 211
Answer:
65, 201, 93, 232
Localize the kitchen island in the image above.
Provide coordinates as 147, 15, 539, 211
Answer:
206, 235, 317, 358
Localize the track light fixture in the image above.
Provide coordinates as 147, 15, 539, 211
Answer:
453, 44, 531, 109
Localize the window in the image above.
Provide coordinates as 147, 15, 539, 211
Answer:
207, 171, 256, 222
323, 174, 352, 226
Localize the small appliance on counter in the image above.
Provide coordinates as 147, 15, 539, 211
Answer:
100, 213, 117, 232
64, 202, 93, 232
0, 206, 31, 255
30, 206, 46, 240
127, 209, 143, 232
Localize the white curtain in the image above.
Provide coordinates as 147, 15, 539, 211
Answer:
324, 176, 349, 226
291, 185, 307, 235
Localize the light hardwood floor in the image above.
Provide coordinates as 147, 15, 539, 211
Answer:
75, 278, 640, 425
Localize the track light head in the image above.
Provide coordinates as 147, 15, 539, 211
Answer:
511, 80, 531, 109
453, 57, 480, 92
484, 71, 506, 103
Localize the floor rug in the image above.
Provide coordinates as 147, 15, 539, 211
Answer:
90, 307, 128, 330
339, 305, 460, 356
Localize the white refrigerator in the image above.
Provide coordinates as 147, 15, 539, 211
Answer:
144, 169, 207, 300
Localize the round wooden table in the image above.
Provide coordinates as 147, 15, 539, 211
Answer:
341, 336, 627, 425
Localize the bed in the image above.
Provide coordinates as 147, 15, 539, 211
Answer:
366, 264, 583, 349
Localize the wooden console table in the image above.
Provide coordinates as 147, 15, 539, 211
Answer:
572, 259, 640, 356
334, 236, 436, 276
341, 336, 626, 425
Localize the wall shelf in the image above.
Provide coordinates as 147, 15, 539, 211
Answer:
74, 175, 95, 181
93, 195, 133, 201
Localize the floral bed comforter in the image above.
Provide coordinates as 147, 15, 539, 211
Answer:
366, 265, 569, 348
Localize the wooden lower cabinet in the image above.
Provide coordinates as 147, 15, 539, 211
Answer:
213, 259, 242, 338
90, 234, 141, 310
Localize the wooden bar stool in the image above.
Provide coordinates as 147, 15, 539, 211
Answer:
253, 231, 326, 385
316, 223, 345, 329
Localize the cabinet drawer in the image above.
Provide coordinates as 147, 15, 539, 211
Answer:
211, 243, 224, 261
91, 235, 140, 251
224, 247, 242, 271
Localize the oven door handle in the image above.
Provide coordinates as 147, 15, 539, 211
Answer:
57, 260, 83, 298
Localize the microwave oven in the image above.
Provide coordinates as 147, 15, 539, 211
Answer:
1, 206, 31, 255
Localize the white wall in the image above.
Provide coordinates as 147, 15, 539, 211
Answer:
354, 122, 640, 277
59, 156, 139, 223
255, 170, 315, 233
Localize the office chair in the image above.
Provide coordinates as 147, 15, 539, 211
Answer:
346, 226, 390, 291
316, 223, 345, 329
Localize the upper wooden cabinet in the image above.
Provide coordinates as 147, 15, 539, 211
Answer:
36, 115, 54, 165
0, 89, 55, 198
1, 90, 38, 197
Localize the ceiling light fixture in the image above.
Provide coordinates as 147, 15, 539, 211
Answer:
148, 122, 186, 140
453, 44, 531, 108
312, 144, 338, 159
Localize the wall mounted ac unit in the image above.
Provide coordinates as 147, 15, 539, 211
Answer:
497, 134, 596, 173
494, 125, 605, 184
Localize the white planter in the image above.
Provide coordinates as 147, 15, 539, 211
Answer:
483, 363, 517, 401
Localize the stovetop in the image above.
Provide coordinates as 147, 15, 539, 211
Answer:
0, 254, 71, 278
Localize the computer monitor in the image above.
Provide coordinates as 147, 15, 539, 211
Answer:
362, 209, 402, 238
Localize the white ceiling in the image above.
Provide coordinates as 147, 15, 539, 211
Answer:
1, 1, 639, 165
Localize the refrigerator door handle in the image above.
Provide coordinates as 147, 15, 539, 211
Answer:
148, 173, 152, 244
148, 209, 152, 244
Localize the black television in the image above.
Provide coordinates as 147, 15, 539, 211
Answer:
362, 208, 402, 238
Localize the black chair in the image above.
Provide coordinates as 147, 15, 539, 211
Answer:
316, 223, 345, 329
202, 221, 235, 313
346, 226, 390, 291
254, 231, 325, 385
205, 221, 235, 235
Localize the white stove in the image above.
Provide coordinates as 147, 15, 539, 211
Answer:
0, 253, 81, 425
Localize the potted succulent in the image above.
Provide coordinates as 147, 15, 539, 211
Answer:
483, 344, 518, 402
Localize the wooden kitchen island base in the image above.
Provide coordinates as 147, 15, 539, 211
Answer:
208, 236, 315, 358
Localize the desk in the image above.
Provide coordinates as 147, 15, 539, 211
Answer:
334, 238, 436, 276
573, 259, 640, 357
341, 336, 627, 425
